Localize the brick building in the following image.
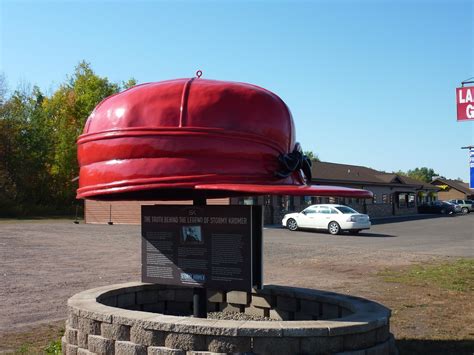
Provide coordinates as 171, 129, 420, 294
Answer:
232, 162, 439, 224
430, 178, 473, 201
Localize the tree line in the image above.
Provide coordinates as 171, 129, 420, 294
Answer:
0, 61, 135, 216
396, 167, 438, 183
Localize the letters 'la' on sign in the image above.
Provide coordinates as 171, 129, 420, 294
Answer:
141, 205, 263, 291
457, 87, 474, 121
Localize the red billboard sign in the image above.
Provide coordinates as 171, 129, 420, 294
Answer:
457, 87, 474, 121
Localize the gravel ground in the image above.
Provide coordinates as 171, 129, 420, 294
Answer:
207, 312, 275, 321
0, 214, 472, 333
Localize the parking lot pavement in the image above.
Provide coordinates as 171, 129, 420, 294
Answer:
0, 214, 472, 332
267, 213, 474, 258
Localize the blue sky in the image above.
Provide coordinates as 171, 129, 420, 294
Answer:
1, 0, 473, 180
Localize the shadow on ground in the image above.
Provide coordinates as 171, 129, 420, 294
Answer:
345, 232, 397, 238
293, 229, 398, 238
371, 213, 461, 225
396, 338, 474, 355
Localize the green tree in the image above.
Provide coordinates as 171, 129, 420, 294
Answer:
0, 74, 15, 205
0, 73, 7, 105
43, 61, 120, 204
398, 167, 438, 183
122, 78, 137, 90
304, 150, 320, 162
0, 84, 54, 206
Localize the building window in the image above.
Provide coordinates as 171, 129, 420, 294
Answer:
278, 195, 291, 210
303, 196, 312, 205
277, 196, 284, 208
382, 194, 388, 203
242, 197, 257, 205
288, 196, 295, 211
264, 195, 272, 206
408, 193, 415, 208
398, 193, 407, 208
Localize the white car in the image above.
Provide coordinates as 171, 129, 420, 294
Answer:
282, 204, 371, 235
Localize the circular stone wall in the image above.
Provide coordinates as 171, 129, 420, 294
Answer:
63, 282, 397, 355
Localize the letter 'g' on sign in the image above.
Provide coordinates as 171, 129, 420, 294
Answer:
457, 87, 474, 121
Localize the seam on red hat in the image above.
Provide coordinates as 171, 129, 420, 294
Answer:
179, 77, 195, 128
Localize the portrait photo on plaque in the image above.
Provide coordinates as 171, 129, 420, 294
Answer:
181, 225, 203, 244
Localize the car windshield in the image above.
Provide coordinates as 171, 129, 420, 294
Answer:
335, 206, 358, 214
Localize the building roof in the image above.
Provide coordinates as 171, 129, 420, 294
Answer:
311, 161, 438, 190
431, 178, 472, 195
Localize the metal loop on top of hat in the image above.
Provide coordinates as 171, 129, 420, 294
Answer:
196, 70, 203, 78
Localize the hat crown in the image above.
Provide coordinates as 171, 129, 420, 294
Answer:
82, 78, 295, 153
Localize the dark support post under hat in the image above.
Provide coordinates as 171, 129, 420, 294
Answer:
193, 194, 207, 318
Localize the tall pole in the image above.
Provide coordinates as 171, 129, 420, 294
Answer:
108, 204, 113, 225
461, 146, 474, 189
74, 205, 80, 224
192, 194, 207, 318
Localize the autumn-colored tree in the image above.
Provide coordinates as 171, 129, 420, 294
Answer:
43, 61, 121, 204
0, 61, 136, 215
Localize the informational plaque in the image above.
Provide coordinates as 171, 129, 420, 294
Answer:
141, 205, 262, 291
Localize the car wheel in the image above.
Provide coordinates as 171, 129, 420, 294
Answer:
286, 218, 298, 231
328, 221, 341, 235
348, 230, 361, 235
461, 207, 469, 214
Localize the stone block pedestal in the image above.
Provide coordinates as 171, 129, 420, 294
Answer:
64, 282, 397, 355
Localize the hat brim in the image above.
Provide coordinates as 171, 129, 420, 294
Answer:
195, 184, 373, 198
78, 182, 372, 201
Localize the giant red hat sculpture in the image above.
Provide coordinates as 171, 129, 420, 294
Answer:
77, 72, 372, 200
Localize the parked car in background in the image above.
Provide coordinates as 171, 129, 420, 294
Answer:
282, 204, 371, 235
418, 201, 461, 215
448, 199, 474, 214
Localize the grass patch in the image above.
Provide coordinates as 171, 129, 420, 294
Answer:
378, 258, 474, 292
16, 343, 31, 354
44, 339, 62, 354
0, 322, 65, 354
14, 338, 62, 354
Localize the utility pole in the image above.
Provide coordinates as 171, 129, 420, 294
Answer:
461, 146, 474, 189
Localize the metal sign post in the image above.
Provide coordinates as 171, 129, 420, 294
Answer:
461, 146, 474, 189
192, 195, 207, 318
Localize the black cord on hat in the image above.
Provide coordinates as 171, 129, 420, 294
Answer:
276, 143, 312, 183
